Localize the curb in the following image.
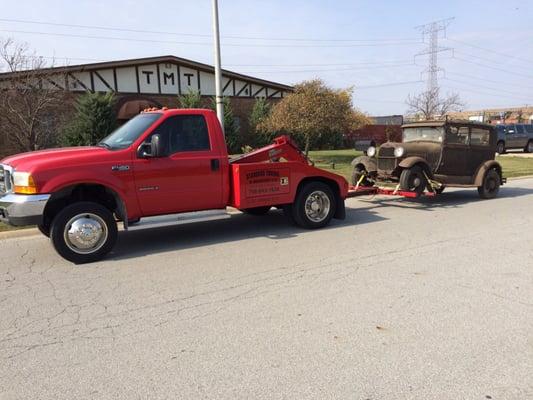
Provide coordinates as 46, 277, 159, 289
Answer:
0, 228, 40, 240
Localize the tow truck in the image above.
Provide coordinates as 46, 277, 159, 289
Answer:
0, 108, 348, 264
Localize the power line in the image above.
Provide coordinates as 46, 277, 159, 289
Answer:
453, 50, 532, 73
237, 62, 416, 74
447, 37, 533, 65
0, 18, 420, 43
446, 71, 533, 91
0, 29, 421, 48
226, 59, 414, 67
442, 77, 530, 99
355, 80, 424, 89
452, 55, 533, 80
441, 84, 532, 102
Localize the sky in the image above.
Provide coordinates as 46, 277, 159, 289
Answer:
0, 0, 531, 116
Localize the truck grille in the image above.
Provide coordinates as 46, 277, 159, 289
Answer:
0, 164, 13, 194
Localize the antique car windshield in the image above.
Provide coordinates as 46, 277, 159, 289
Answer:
402, 127, 444, 143
98, 113, 162, 150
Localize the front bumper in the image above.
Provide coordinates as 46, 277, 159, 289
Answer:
0, 193, 50, 226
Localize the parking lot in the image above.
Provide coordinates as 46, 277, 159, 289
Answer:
1, 178, 532, 400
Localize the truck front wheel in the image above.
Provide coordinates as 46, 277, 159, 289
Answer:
292, 182, 336, 229
50, 201, 118, 264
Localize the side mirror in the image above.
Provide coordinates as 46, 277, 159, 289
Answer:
138, 134, 164, 158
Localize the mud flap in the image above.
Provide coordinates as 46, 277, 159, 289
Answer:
334, 199, 346, 220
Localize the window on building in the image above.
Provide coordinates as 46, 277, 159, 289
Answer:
470, 127, 490, 146
447, 126, 469, 145
150, 115, 210, 154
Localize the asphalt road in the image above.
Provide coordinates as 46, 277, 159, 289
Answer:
1, 179, 532, 400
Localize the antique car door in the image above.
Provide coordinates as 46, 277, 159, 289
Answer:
439, 124, 468, 176
467, 126, 493, 177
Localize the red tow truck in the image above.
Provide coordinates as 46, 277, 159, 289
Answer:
0, 109, 348, 263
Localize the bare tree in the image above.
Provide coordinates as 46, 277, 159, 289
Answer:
406, 88, 465, 120
0, 38, 68, 152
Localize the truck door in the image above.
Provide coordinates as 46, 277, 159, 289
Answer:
133, 114, 225, 216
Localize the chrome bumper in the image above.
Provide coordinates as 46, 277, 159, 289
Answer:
0, 193, 50, 226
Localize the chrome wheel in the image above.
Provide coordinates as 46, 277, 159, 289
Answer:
63, 213, 108, 254
304, 190, 331, 223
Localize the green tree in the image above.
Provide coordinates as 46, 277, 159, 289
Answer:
62, 92, 117, 146
178, 89, 202, 108
210, 97, 240, 154
260, 79, 369, 156
249, 98, 272, 147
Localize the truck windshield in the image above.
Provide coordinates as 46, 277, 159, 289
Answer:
98, 113, 162, 150
402, 126, 443, 143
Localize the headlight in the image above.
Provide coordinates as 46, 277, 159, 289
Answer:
394, 147, 405, 158
13, 171, 38, 194
367, 146, 376, 157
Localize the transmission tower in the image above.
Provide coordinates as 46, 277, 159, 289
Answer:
415, 18, 454, 92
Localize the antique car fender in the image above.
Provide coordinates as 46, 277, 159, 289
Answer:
350, 156, 377, 172
473, 160, 503, 186
398, 157, 433, 176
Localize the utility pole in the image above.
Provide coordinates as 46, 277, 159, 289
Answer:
211, 0, 224, 134
415, 18, 454, 93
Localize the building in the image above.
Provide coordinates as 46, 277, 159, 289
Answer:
0, 55, 293, 156
448, 107, 533, 124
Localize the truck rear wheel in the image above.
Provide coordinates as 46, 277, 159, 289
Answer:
50, 201, 118, 264
477, 169, 500, 199
525, 140, 533, 154
292, 182, 336, 229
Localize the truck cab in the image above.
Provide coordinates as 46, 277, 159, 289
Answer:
1, 108, 347, 264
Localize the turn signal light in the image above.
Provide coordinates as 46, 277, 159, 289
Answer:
13, 172, 38, 194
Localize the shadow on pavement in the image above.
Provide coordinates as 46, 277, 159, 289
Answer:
110, 207, 387, 261
356, 186, 533, 211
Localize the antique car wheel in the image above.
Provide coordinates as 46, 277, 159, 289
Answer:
525, 140, 533, 154
399, 165, 427, 197
242, 206, 271, 215
50, 201, 118, 264
477, 169, 500, 199
351, 165, 373, 187
497, 141, 506, 154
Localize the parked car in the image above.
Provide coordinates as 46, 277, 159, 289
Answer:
495, 123, 533, 153
350, 120, 505, 199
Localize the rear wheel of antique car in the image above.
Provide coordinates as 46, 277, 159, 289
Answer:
242, 206, 271, 215
50, 201, 118, 264
477, 169, 500, 199
525, 140, 533, 153
292, 181, 336, 229
496, 141, 506, 154
399, 165, 427, 197
351, 165, 373, 187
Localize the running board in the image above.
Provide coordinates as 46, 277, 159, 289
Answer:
126, 210, 231, 231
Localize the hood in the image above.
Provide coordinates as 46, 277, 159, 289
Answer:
380, 141, 441, 154
1, 146, 117, 172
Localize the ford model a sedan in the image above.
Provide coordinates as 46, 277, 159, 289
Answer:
350, 120, 505, 199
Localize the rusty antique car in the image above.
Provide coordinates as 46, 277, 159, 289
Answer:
350, 120, 505, 199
